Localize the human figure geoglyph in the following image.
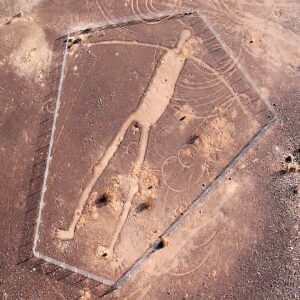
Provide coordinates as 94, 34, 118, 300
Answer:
56, 28, 246, 257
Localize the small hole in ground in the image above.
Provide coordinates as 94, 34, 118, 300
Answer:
137, 203, 149, 212
95, 193, 110, 208
137, 196, 153, 212
188, 134, 199, 144
279, 169, 286, 175
285, 155, 293, 163
67, 38, 81, 49
156, 238, 168, 249
73, 38, 81, 45
180, 116, 186, 121
82, 28, 92, 34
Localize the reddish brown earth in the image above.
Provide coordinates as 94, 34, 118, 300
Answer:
0, 1, 299, 299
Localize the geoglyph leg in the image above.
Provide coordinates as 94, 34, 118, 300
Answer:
108, 124, 150, 254
56, 114, 136, 240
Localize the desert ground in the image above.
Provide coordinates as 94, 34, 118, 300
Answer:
0, 1, 299, 299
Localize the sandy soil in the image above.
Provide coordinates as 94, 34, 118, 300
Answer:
0, 0, 299, 299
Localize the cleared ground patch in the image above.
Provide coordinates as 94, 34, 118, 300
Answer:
31, 11, 274, 286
